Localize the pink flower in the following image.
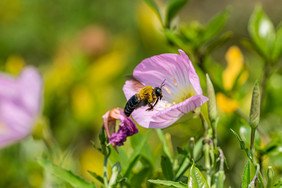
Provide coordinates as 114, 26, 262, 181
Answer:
0, 67, 43, 148
103, 108, 138, 150
123, 50, 208, 129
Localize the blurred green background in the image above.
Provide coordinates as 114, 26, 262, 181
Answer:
0, 0, 281, 187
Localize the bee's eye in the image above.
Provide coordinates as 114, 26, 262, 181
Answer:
156, 88, 162, 96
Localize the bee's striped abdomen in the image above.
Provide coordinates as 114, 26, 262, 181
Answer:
124, 94, 139, 117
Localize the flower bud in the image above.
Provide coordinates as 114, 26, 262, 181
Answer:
206, 74, 217, 122
249, 81, 260, 129
267, 166, 274, 187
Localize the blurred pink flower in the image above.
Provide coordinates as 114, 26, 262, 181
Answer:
103, 108, 138, 150
0, 67, 43, 148
123, 50, 208, 129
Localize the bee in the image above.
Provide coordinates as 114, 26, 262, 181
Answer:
124, 79, 165, 117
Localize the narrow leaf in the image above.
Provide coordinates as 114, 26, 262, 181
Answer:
148, 179, 187, 188
144, 0, 163, 23
202, 8, 230, 42
230, 129, 253, 161
242, 161, 251, 188
161, 155, 174, 180
124, 130, 152, 177
166, 0, 189, 27
88, 171, 103, 184
37, 158, 95, 188
156, 129, 173, 162
187, 163, 209, 188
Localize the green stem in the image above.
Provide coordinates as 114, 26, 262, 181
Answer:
203, 140, 211, 186
250, 128, 256, 164
103, 155, 109, 187
199, 112, 209, 137
217, 148, 225, 188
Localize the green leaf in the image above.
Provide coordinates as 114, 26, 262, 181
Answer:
156, 129, 173, 162
144, 0, 163, 23
88, 171, 103, 184
174, 158, 190, 181
273, 178, 282, 188
124, 130, 152, 177
148, 179, 187, 188
230, 129, 252, 161
161, 155, 174, 180
166, 0, 189, 27
272, 25, 282, 62
206, 32, 232, 54
187, 163, 209, 188
248, 5, 276, 60
109, 162, 121, 187
242, 161, 251, 188
239, 125, 261, 147
37, 158, 95, 188
202, 8, 230, 43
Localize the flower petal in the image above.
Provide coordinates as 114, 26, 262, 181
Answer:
132, 50, 203, 103
0, 101, 33, 148
132, 95, 208, 129
18, 67, 43, 116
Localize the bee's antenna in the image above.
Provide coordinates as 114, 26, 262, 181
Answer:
160, 79, 166, 88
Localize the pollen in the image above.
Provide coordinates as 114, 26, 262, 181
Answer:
172, 76, 178, 87
163, 86, 172, 95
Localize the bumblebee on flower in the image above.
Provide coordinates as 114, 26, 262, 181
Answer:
103, 49, 208, 149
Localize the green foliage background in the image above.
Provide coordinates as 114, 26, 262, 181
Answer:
0, 0, 281, 187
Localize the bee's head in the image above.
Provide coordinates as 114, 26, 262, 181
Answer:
154, 87, 163, 100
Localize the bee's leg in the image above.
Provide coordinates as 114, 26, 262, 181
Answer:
146, 103, 154, 111
146, 98, 159, 111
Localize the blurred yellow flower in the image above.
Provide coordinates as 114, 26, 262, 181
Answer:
79, 147, 104, 184
5, 55, 25, 75
44, 52, 73, 93
217, 46, 248, 114
71, 85, 94, 121
216, 93, 238, 114
223, 46, 248, 91
87, 51, 127, 85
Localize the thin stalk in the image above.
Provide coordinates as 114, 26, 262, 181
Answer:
103, 155, 109, 187
203, 141, 211, 186
199, 112, 209, 137
250, 128, 256, 164
217, 148, 225, 188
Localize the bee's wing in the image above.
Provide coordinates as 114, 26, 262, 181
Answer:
123, 75, 144, 99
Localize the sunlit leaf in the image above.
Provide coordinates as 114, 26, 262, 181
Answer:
37, 158, 95, 188
248, 5, 275, 60
187, 162, 209, 188
148, 179, 187, 188
144, 0, 163, 23
109, 162, 121, 187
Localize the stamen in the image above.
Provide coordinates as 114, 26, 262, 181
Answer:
163, 86, 172, 95
172, 76, 178, 87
